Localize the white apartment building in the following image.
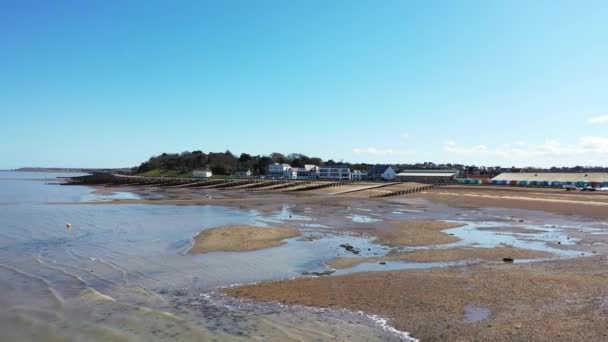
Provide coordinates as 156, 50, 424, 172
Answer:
284, 164, 318, 180
318, 166, 351, 180
267, 163, 291, 178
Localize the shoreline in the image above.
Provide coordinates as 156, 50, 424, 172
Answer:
226, 256, 608, 341
50, 181, 608, 340
326, 246, 554, 269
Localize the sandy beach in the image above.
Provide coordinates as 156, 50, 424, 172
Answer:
365, 220, 464, 247
189, 225, 299, 253
327, 246, 553, 268
58, 181, 608, 340
416, 186, 608, 219
227, 257, 608, 341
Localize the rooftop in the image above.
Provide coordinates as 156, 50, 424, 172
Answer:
492, 172, 608, 182
396, 172, 458, 177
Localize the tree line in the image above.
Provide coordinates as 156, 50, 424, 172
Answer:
135, 151, 336, 176
133, 150, 608, 176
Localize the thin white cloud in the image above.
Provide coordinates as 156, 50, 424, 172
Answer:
445, 137, 608, 158
588, 115, 608, 124
352, 147, 415, 156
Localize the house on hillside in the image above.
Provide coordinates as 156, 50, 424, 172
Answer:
193, 169, 213, 178
368, 165, 397, 180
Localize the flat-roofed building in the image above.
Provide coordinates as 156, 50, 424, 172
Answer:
283, 164, 319, 180
319, 166, 351, 180
395, 169, 459, 183
491, 172, 608, 187
268, 163, 291, 178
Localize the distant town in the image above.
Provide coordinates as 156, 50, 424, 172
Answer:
14, 150, 608, 188
48, 150, 598, 189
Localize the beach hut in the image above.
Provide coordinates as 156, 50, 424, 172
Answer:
575, 181, 588, 188
603, 182, 608, 187
589, 182, 602, 188
529, 181, 539, 186
550, 181, 563, 187
537, 181, 550, 187
509, 180, 518, 186
518, 180, 529, 186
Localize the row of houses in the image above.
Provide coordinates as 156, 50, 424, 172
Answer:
193, 164, 463, 183
266, 163, 461, 182
268, 163, 363, 180
267, 163, 397, 181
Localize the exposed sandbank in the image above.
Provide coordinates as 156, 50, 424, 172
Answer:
417, 186, 608, 219
189, 225, 299, 253
327, 246, 553, 269
226, 257, 608, 341
365, 220, 463, 247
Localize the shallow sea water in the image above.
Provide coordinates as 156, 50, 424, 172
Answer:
0, 172, 414, 341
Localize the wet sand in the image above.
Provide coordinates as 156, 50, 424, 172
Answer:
189, 225, 299, 253
227, 257, 608, 341
366, 220, 463, 247
327, 246, 553, 269
418, 186, 608, 219
59, 183, 608, 340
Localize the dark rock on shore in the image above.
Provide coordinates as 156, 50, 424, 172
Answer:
339, 243, 360, 255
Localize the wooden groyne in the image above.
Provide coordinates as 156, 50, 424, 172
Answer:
284, 180, 353, 192
248, 180, 310, 192
371, 183, 447, 198
64, 173, 313, 192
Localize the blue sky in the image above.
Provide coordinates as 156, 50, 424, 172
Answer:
1, 0, 607, 169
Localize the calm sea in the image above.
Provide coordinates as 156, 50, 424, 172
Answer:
0, 171, 405, 341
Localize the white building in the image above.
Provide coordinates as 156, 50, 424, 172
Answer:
351, 170, 366, 181
318, 166, 351, 180
193, 169, 213, 178
268, 163, 291, 178
367, 165, 397, 180
284, 164, 319, 180
235, 169, 252, 177
396, 170, 458, 183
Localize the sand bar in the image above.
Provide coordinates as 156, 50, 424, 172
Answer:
366, 220, 463, 247
189, 225, 299, 253
327, 246, 553, 269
